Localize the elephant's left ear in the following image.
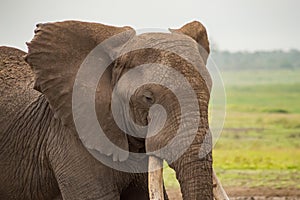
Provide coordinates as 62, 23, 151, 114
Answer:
26, 21, 134, 127
25, 21, 135, 161
169, 21, 210, 64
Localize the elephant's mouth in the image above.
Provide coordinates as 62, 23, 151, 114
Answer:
131, 107, 149, 127
138, 109, 149, 126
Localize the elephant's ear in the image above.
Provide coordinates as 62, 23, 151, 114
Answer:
169, 21, 210, 64
25, 21, 135, 161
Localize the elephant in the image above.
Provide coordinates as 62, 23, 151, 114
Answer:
0, 20, 228, 200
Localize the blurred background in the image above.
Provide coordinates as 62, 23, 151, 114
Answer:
1, 0, 299, 199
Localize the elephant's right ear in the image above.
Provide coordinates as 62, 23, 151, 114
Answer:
25, 21, 135, 161
169, 21, 210, 64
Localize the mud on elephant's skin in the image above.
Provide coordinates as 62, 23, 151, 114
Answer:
0, 20, 215, 200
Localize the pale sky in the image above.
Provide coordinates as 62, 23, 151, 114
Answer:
0, 0, 299, 52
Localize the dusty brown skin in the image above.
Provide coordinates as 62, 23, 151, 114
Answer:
0, 20, 212, 199
0, 47, 40, 130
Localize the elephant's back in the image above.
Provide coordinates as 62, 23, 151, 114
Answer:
0, 46, 40, 132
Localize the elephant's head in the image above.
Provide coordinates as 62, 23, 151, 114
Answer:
26, 20, 213, 199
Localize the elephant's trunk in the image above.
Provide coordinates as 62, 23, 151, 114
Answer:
145, 70, 213, 199
170, 129, 213, 200
147, 106, 213, 199
168, 88, 213, 199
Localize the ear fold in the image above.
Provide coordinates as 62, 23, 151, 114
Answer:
25, 20, 135, 161
170, 21, 210, 64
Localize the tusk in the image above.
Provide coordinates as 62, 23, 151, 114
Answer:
213, 169, 230, 200
148, 156, 164, 200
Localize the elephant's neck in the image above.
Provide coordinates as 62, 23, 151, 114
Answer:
0, 94, 60, 198
1, 95, 53, 150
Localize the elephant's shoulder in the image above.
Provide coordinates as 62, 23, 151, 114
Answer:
0, 46, 34, 85
0, 46, 31, 76
0, 46, 25, 57
0, 46, 40, 131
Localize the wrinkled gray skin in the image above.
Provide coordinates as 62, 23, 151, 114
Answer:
0, 20, 212, 200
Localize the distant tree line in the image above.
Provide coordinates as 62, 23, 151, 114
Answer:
211, 49, 300, 70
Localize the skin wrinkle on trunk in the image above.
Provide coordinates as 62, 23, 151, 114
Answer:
146, 93, 212, 199
166, 76, 212, 199
174, 152, 212, 199
179, 78, 212, 199
170, 127, 213, 199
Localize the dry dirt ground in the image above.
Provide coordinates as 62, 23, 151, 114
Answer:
166, 187, 300, 200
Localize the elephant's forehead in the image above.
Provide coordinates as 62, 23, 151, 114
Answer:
121, 32, 204, 69
127, 32, 199, 52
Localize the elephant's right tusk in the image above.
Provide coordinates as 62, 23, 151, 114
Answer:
213, 169, 230, 200
148, 155, 164, 200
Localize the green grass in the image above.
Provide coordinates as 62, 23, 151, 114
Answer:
164, 69, 300, 189
220, 69, 300, 86
163, 163, 180, 188
214, 169, 300, 188
213, 69, 300, 188
213, 149, 300, 170
225, 84, 300, 114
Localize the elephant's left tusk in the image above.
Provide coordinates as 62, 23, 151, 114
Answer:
213, 169, 230, 200
148, 156, 164, 200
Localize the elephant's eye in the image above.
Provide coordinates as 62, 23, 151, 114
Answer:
142, 91, 154, 105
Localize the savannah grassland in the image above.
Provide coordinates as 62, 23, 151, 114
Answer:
163, 68, 300, 192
